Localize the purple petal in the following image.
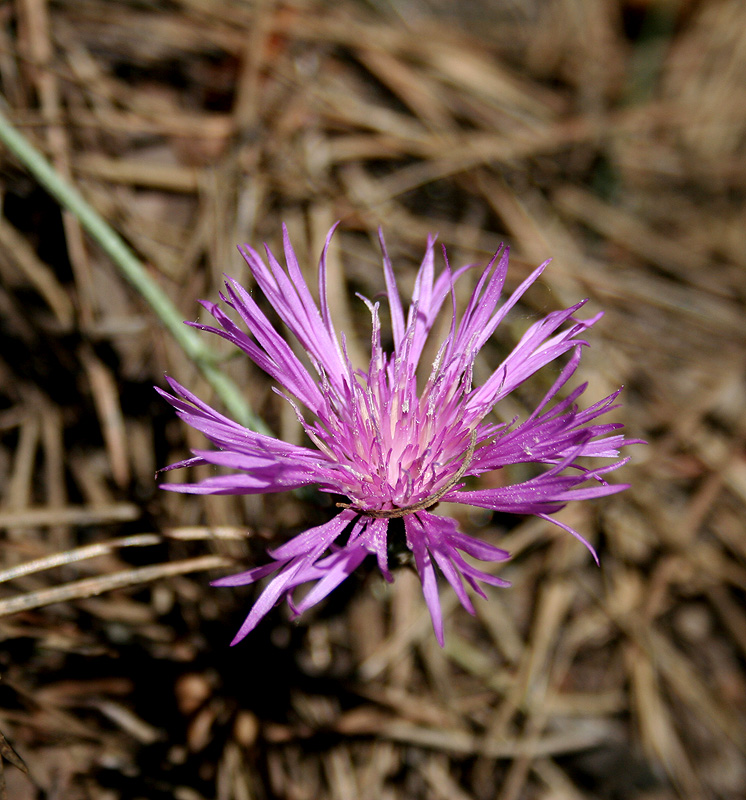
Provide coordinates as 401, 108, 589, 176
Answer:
269, 509, 357, 560
229, 559, 308, 644
379, 229, 406, 350
408, 524, 444, 646
293, 545, 369, 614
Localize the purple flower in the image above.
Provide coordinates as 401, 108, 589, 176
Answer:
159, 224, 635, 645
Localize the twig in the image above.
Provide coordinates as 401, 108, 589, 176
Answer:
0, 555, 232, 617
0, 728, 29, 800
0, 533, 160, 584
0, 503, 140, 531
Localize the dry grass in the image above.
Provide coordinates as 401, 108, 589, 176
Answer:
1, 1, 745, 798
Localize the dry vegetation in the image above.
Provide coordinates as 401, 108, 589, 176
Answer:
1, 0, 745, 798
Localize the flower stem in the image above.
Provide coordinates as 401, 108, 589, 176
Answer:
0, 105, 268, 434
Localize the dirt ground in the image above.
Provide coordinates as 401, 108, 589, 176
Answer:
1, 1, 745, 798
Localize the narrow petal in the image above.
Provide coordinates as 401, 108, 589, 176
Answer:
211, 561, 281, 587
536, 512, 599, 564
293, 545, 369, 614
379, 229, 406, 350
229, 559, 307, 644
269, 509, 357, 560
410, 535, 444, 646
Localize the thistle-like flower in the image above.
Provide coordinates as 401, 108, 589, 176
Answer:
159, 225, 634, 645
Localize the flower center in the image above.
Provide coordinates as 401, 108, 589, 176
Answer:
337, 429, 478, 518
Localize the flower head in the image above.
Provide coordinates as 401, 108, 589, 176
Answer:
159, 225, 634, 645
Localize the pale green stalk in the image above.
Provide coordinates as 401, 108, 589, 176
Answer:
0, 106, 268, 433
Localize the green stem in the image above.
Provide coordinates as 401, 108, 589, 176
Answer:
0, 106, 268, 434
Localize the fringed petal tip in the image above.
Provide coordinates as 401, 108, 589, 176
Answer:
155, 455, 205, 475
537, 512, 600, 565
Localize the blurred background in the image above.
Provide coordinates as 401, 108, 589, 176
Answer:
0, 0, 745, 798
